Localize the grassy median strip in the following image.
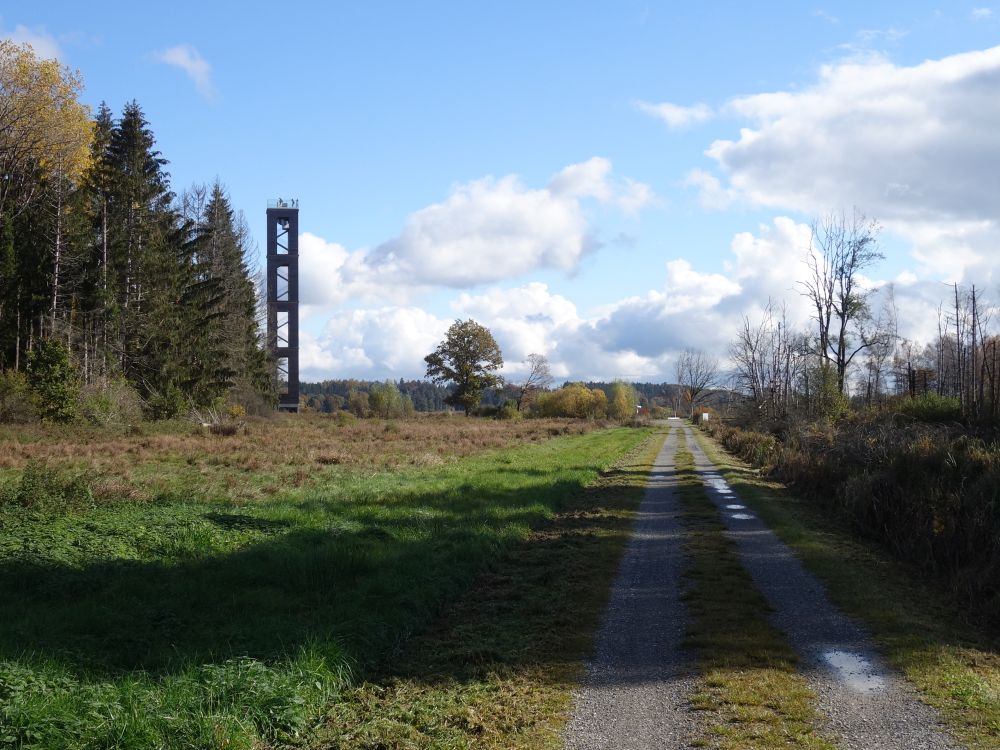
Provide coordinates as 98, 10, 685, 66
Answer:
0, 426, 652, 750
674, 430, 834, 750
691, 426, 1000, 750
308, 429, 666, 749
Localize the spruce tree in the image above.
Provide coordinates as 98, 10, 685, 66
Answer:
77, 102, 117, 377
194, 182, 271, 406
105, 101, 172, 387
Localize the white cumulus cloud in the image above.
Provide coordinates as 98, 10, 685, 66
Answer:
154, 43, 214, 99
297, 218, 825, 382
298, 159, 655, 304
636, 100, 713, 128
364, 173, 594, 287
705, 45, 1000, 284
300, 307, 450, 381
548, 156, 616, 200
684, 168, 736, 210
2, 21, 62, 59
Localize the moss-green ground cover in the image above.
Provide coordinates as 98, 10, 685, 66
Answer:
0, 424, 650, 749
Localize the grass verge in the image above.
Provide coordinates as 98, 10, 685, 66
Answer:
674, 429, 834, 750
0, 426, 650, 749
691, 426, 1000, 750
306, 429, 667, 749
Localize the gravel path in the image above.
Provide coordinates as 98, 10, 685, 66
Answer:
564, 428, 698, 749
682, 424, 962, 750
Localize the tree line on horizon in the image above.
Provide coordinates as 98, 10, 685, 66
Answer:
300, 376, 713, 417
0, 41, 270, 423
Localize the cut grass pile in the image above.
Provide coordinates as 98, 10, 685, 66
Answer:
310, 429, 666, 749
674, 430, 833, 750
692, 426, 1000, 750
0, 423, 650, 749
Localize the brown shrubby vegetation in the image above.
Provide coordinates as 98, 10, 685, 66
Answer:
704, 414, 1000, 624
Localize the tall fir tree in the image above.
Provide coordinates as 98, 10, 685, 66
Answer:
105, 100, 172, 383
0, 78, 276, 416
77, 102, 117, 378
194, 182, 271, 403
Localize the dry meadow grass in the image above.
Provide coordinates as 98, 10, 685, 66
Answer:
0, 413, 647, 749
0, 413, 601, 503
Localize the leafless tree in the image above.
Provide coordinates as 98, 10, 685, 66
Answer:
675, 348, 720, 416
942, 283, 994, 418
516, 353, 553, 410
859, 284, 898, 405
800, 210, 884, 393
730, 301, 806, 421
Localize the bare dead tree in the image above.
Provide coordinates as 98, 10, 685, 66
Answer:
800, 210, 884, 394
859, 283, 898, 405
730, 301, 805, 421
675, 348, 720, 416
731, 315, 769, 408
971, 287, 995, 418
916, 284, 1000, 419
516, 352, 553, 410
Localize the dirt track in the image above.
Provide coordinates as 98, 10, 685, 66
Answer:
563, 423, 961, 749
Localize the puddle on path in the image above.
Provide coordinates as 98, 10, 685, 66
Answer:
822, 650, 886, 693
725, 504, 746, 510
730, 513, 754, 520
705, 475, 733, 494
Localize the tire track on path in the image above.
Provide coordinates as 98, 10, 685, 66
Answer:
683, 424, 961, 750
564, 428, 698, 749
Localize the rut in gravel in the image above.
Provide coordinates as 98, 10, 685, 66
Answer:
681, 423, 961, 750
563, 427, 698, 750
564, 425, 964, 750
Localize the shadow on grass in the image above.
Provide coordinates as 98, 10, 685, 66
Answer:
0, 476, 596, 678
308, 438, 666, 748
0, 428, 664, 750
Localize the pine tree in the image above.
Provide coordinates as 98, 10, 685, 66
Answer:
0, 82, 274, 418
194, 182, 271, 405
105, 101, 172, 382
138, 211, 225, 416
76, 102, 116, 379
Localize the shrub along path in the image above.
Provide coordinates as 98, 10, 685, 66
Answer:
679, 423, 959, 750
563, 422, 964, 750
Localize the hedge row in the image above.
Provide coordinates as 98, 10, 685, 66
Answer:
704, 417, 1000, 624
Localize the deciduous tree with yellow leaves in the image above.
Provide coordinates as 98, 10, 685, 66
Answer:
0, 42, 272, 418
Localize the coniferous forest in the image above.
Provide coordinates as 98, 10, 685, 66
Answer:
0, 41, 271, 422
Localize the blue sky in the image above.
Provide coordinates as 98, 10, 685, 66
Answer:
6, 3, 1000, 384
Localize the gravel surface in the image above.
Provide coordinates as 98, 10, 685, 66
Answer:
564, 428, 699, 749
683, 424, 962, 750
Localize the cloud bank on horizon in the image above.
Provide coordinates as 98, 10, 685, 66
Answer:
299, 45, 1000, 385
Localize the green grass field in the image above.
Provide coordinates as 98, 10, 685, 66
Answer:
0, 419, 652, 749
311, 427, 664, 749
